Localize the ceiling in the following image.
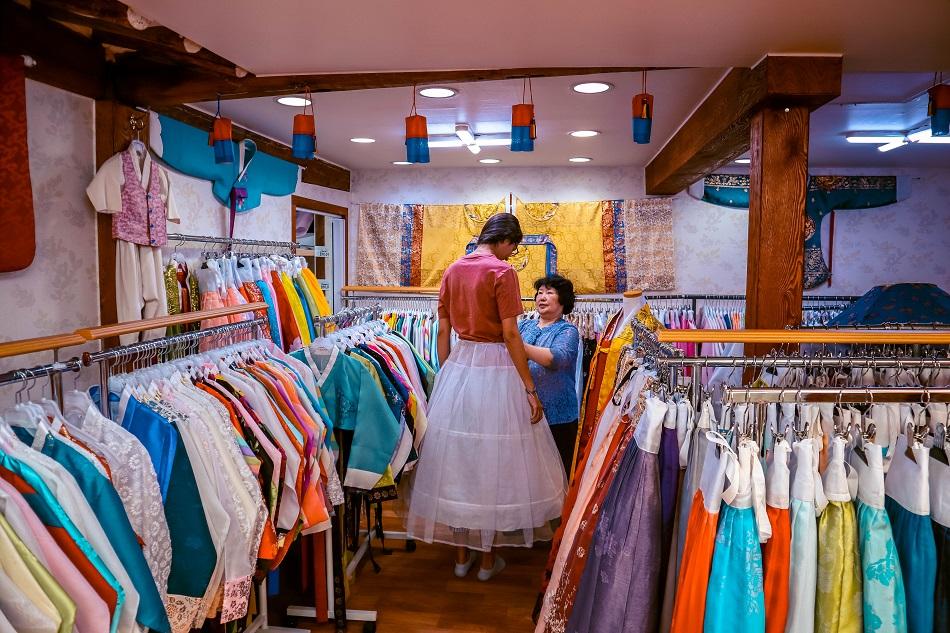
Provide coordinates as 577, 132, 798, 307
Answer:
127, 0, 950, 74
193, 70, 950, 170
194, 69, 727, 169
127, 0, 950, 171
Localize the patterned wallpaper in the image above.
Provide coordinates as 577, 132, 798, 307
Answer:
0, 81, 99, 408
352, 165, 950, 296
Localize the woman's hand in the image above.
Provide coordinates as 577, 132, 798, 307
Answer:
527, 391, 543, 424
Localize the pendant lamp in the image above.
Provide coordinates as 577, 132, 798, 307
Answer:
292, 90, 317, 159
632, 71, 654, 144
511, 78, 537, 152
405, 87, 430, 163
209, 97, 234, 164
929, 76, 950, 136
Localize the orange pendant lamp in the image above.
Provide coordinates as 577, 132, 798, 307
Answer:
405, 87, 430, 163
632, 70, 654, 144
511, 78, 537, 152
292, 90, 317, 159
208, 96, 234, 164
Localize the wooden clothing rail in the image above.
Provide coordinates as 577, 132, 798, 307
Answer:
0, 332, 87, 360
656, 328, 950, 345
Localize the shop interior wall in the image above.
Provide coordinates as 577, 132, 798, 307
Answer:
350, 165, 950, 296
0, 81, 100, 407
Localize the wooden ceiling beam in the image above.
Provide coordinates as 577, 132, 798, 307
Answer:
31, 0, 242, 77
644, 55, 842, 196
1, 1, 109, 100
115, 65, 681, 107
154, 105, 350, 192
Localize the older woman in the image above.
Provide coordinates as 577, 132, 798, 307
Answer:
519, 274, 581, 477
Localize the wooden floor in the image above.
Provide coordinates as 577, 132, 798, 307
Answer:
303, 540, 548, 633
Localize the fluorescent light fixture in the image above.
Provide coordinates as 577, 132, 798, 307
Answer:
427, 139, 465, 148
349, 137, 376, 144
908, 128, 950, 144
392, 161, 412, 165
479, 158, 501, 164
569, 157, 592, 163
455, 124, 476, 146
572, 82, 613, 94
419, 87, 457, 98
475, 138, 511, 147
570, 130, 599, 138
276, 96, 311, 107
845, 134, 905, 144
735, 158, 751, 164
877, 140, 907, 152
467, 143, 482, 155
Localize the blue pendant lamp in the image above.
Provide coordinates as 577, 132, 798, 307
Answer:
632, 70, 654, 144
511, 78, 537, 152
405, 87, 430, 163
209, 96, 234, 164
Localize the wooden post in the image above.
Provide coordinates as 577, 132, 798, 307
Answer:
745, 105, 810, 357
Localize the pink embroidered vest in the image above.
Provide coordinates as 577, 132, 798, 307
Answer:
114, 150, 168, 247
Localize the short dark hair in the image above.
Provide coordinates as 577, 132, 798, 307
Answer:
534, 274, 576, 314
477, 213, 523, 245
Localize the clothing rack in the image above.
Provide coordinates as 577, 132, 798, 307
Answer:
724, 386, 950, 403
656, 328, 950, 345
0, 307, 302, 633
166, 232, 303, 252
314, 305, 382, 336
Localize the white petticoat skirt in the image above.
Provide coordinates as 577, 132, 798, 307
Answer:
405, 340, 567, 552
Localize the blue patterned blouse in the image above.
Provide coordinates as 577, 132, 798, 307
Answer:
519, 318, 580, 425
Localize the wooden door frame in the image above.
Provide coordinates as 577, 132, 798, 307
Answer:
290, 195, 349, 284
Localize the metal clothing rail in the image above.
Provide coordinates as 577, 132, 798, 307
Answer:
725, 386, 950, 404
166, 232, 303, 251
83, 318, 266, 417
314, 305, 381, 336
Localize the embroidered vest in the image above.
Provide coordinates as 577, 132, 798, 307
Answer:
114, 151, 168, 247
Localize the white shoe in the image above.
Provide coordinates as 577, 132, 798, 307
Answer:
454, 553, 476, 578
477, 556, 506, 581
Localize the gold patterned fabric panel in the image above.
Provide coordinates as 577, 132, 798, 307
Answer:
418, 202, 505, 288
514, 199, 605, 294
356, 203, 404, 285
624, 198, 676, 290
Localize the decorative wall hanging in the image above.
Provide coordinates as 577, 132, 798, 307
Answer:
356, 198, 676, 293
511, 78, 537, 152
0, 54, 36, 272
929, 77, 950, 136
700, 173, 899, 289
157, 115, 298, 212
405, 87, 430, 163
632, 71, 654, 144
291, 90, 317, 159
467, 234, 557, 295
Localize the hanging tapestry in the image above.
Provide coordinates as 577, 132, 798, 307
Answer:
466, 234, 558, 297
0, 55, 36, 272
156, 115, 299, 212
515, 200, 606, 293
356, 203, 405, 285
624, 198, 676, 290
518, 198, 676, 293
701, 174, 898, 289
355, 201, 506, 287
418, 202, 507, 287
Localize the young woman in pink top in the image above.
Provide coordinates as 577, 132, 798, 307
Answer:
405, 214, 567, 581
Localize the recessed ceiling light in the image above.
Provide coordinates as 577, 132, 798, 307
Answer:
572, 82, 612, 94
570, 130, 600, 138
419, 87, 457, 98
392, 161, 412, 165
276, 96, 311, 107
735, 158, 751, 164
569, 157, 592, 163
350, 137, 376, 144
479, 158, 501, 164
